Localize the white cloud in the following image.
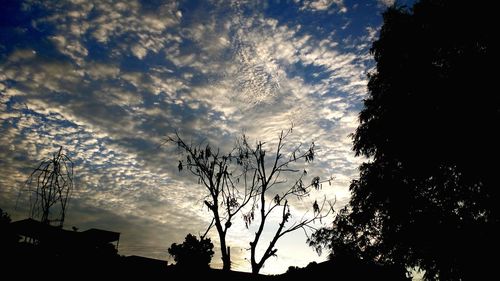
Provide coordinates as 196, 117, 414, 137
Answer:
299, 0, 347, 13
378, 0, 396, 7
7, 49, 37, 62
101, 87, 143, 107
33, 0, 183, 62
86, 62, 120, 79
366, 26, 379, 42
0, 0, 380, 274
131, 44, 148, 59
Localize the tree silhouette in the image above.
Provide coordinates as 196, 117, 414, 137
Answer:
25, 146, 74, 227
0, 208, 19, 249
168, 128, 332, 274
308, 206, 360, 260
312, 1, 497, 280
168, 233, 214, 269
0, 208, 11, 225
237, 128, 333, 274
167, 133, 256, 271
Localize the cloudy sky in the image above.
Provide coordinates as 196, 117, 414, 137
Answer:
0, 0, 407, 274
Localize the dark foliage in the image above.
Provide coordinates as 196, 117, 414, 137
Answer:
0, 208, 11, 224
312, 0, 497, 280
0, 209, 20, 250
168, 233, 214, 269
279, 259, 408, 281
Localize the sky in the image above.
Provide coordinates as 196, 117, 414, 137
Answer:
0, 0, 407, 275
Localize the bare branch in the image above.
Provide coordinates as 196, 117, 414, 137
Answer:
241, 127, 334, 274
23, 146, 74, 227
163, 132, 258, 271
201, 218, 215, 240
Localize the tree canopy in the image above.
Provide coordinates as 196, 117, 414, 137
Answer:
168, 233, 214, 269
169, 128, 332, 274
311, 1, 497, 280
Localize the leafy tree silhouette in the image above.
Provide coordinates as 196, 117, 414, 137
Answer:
0, 208, 11, 225
311, 1, 497, 280
168, 233, 214, 269
167, 128, 332, 274
0, 208, 19, 249
167, 133, 256, 271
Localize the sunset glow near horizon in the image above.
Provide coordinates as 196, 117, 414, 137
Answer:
0, 0, 408, 274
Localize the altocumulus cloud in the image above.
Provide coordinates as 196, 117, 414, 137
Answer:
0, 0, 397, 274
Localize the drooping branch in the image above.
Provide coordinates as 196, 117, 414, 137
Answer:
26, 146, 74, 227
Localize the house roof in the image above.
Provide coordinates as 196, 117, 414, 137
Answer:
11, 218, 60, 239
82, 228, 120, 243
11, 218, 120, 244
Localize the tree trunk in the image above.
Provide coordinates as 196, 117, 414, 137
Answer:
223, 247, 231, 271
252, 262, 263, 274
250, 241, 258, 273
215, 218, 231, 271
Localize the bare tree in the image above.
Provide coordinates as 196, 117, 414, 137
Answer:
26, 146, 74, 227
166, 133, 256, 271
237, 128, 333, 274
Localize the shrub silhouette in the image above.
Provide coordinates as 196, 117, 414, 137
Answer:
168, 233, 214, 269
0, 208, 19, 249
